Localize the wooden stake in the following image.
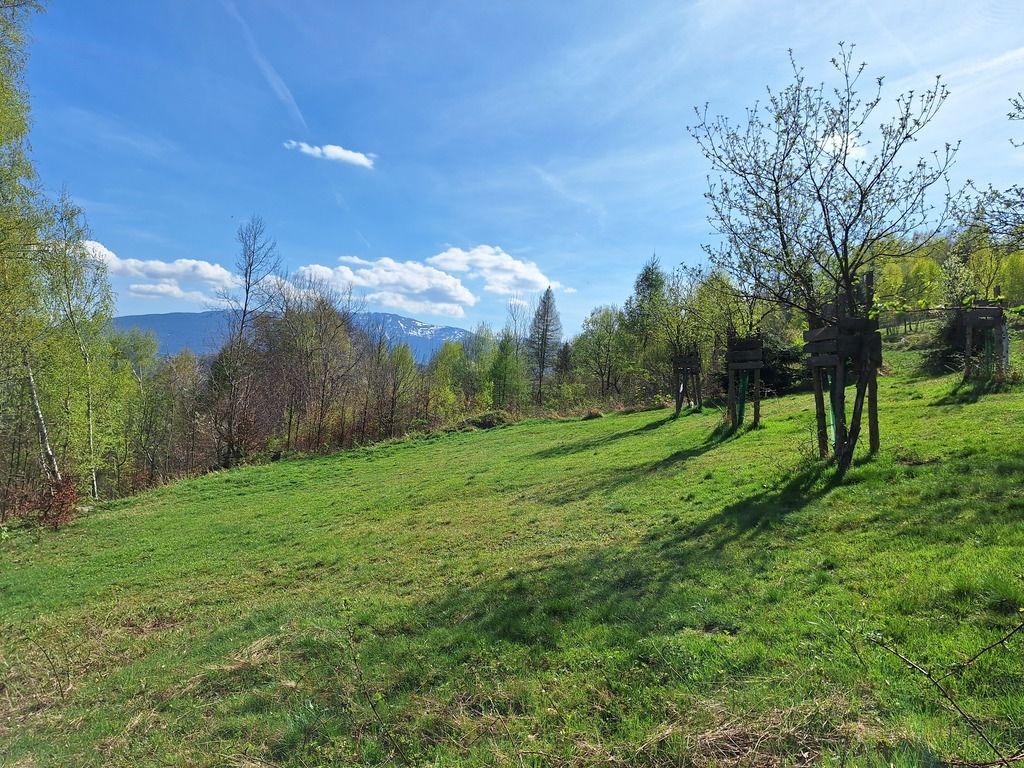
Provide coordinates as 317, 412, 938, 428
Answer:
752, 367, 761, 427
965, 323, 973, 377
812, 367, 828, 458
868, 367, 879, 454
727, 367, 736, 425
834, 361, 847, 462
996, 284, 1007, 376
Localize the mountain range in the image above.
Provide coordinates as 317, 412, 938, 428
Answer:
112, 310, 471, 364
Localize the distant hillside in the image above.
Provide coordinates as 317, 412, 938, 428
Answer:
112, 309, 471, 363
112, 310, 230, 357
356, 312, 472, 362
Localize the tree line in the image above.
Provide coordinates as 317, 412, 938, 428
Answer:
3, 6, 1024, 518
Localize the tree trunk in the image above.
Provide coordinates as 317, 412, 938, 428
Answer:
727, 367, 737, 425
84, 355, 99, 500
673, 367, 682, 417
811, 368, 829, 458
752, 368, 761, 427
837, 351, 872, 475
535, 361, 545, 405
24, 349, 62, 486
286, 395, 294, 452
833, 363, 847, 462
837, 375, 869, 475
868, 369, 879, 454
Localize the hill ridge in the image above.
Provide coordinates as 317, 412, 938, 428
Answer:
111, 309, 471, 362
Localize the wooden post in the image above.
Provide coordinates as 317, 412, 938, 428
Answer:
727, 367, 736, 425
864, 364, 880, 454
834, 361, 847, 462
674, 367, 683, 416
995, 285, 1008, 376
965, 323, 973, 377
864, 370, 880, 454
752, 367, 761, 427
811, 367, 829, 458
1000, 322, 1010, 374
864, 272, 879, 454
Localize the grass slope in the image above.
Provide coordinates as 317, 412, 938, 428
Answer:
3, 351, 1024, 766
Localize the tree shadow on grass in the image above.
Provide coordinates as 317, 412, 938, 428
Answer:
641, 419, 753, 472
312, 460, 876, 762
530, 413, 677, 459
274, 453, 1013, 765
425, 461, 839, 652
543, 420, 749, 505
655, 461, 840, 556
673, 404, 709, 418
930, 378, 1010, 407
532, 403, 763, 467
272, 437, 1024, 765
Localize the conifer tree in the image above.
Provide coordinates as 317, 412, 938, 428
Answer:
527, 287, 562, 405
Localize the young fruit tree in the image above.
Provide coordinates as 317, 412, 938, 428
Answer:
690, 45, 959, 472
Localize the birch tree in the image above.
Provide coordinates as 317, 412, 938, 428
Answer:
0, 1, 60, 495
39, 191, 112, 498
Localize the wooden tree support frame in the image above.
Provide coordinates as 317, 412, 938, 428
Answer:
672, 353, 702, 416
726, 333, 764, 427
803, 274, 883, 465
960, 289, 1010, 379
804, 318, 882, 461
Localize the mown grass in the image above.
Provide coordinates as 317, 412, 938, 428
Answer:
3, 347, 1024, 766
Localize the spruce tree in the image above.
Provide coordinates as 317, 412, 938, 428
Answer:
527, 287, 562, 405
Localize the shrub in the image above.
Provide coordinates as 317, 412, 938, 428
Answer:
921, 314, 964, 374
38, 479, 79, 529
1, 479, 79, 529
462, 410, 514, 430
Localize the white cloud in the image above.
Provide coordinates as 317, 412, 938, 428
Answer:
426, 245, 559, 295
820, 132, 867, 161
296, 256, 476, 318
361, 292, 468, 318
563, 287, 578, 294
84, 240, 237, 289
283, 139, 375, 169
128, 280, 215, 304
85, 240, 236, 307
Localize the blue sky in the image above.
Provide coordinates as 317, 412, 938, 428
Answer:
26, 0, 1024, 331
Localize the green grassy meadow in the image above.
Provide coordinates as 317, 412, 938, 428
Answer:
4, 347, 1024, 766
